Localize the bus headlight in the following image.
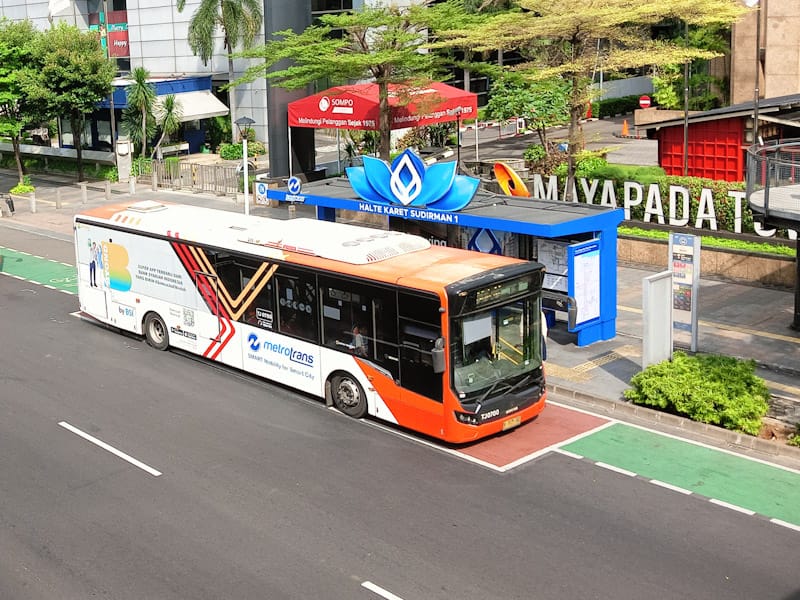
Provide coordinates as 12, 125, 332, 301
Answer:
454, 411, 480, 426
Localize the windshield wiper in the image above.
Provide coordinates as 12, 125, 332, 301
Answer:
504, 373, 535, 396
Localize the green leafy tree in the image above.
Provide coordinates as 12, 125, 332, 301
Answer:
431, 0, 748, 198
151, 94, 184, 158
652, 21, 731, 110
484, 73, 569, 148
21, 22, 115, 182
235, 2, 443, 160
176, 0, 262, 142
0, 19, 40, 186
122, 66, 156, 158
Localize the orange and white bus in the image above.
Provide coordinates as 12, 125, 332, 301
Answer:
74, 200, 547, 443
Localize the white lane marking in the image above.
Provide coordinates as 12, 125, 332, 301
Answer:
650, 479, 692, 495
549, 400, 800, 476
770, 518, 800, 532
58, 421, 162, 477
709, 498, 756, 515
596, 462, 637, 477
499, 420, 616, 472
554, 448, 583, 460
362, 581, 405, 600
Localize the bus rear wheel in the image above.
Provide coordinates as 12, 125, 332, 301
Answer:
331, 374, 367, 419
144, 312, 169, 351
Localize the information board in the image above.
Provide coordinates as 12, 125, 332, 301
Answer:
568, 240, 601, 325
669, 232, 700, 351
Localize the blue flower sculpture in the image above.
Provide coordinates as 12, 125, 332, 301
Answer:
346, 148, 479, 212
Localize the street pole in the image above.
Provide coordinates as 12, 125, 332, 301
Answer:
683, 21, 689, 176
243, 134, 249, 216
235, 116, 255, 217
455, 107, 462, 174
742, 0, 762, 144
753, 2, 762, 144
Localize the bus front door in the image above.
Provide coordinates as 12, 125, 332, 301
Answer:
398, 322, 444, 434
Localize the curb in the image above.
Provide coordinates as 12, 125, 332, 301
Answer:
547, 383, 800, 465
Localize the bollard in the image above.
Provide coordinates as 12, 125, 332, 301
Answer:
104, 180, 111, 201
80, 182, 88, 204
56, 188, 62, 209
288, 203, 296, 219
128, 178, 136, 195
151, 171, 157, 192
29, 191, 36, 214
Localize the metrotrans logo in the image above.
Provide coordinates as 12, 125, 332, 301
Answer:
247, 333, 314, 367
346, 148, 479, 212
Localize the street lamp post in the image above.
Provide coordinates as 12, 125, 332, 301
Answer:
235, 116, 255, 216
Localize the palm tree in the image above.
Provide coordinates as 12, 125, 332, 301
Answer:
123, 66, 156, 157
151, 94, 184, 159
176, 0, 263, 142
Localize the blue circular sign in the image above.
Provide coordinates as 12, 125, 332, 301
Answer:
257, 182, 267, 195
287, 176, 302, 195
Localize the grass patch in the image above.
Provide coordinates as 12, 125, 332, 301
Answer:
619, 226, 795, 258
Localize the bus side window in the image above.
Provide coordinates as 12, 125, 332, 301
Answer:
319, 276, 399, 380
276, 268, 319, 343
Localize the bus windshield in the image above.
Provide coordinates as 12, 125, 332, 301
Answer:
451, 297, 540, 397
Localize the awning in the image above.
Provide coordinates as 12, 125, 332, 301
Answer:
288, 81, 478, 130
164, 91, 229, 122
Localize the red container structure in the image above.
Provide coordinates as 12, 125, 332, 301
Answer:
657, 117, 745, 182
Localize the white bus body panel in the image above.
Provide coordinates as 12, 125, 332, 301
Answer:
75, 221, 399, 423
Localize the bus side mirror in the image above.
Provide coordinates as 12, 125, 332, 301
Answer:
432, 337, 445, 374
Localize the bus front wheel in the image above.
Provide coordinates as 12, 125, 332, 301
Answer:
144, 312, 169, 351
331, 374, 367, 419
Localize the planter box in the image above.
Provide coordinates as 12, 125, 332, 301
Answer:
618, 237, 795, 288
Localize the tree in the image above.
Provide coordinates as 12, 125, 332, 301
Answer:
235, 2, 443, 160
22, 22, 115, 182
151, 94, 184, 159
484, 73, 570, 149
431, 0, 748, 198
122, 66, 156, 158
0, 19, 40, 185
651, 22, 732, 110
176, 0, 262, 142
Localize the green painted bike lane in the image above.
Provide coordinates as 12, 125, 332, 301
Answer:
0, 246, 77, 294
563, 423, 800, 528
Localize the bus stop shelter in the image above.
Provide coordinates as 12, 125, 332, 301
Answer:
264, 176, 625, 346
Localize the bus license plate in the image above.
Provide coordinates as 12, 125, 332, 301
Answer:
502, 415, 521, 431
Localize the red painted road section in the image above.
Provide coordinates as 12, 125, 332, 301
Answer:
458, 404, 610, 469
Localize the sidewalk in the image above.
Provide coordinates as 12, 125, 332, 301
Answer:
2, 119, 800, 465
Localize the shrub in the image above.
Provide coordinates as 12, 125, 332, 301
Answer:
10, 175, 35, 194
219, 141, 265, 161
789, 428, 800, 447
592, 95, 643, 118
624, 352, 770, 435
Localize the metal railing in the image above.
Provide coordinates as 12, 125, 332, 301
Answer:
136, 160, 240, 196
746, 138, 800, 220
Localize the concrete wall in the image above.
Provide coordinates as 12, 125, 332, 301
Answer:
591, 76, 653, 101
732, 1, 800, 104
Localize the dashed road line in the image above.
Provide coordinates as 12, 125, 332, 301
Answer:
58, 421, 162, 477
362, 581, 405, 600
